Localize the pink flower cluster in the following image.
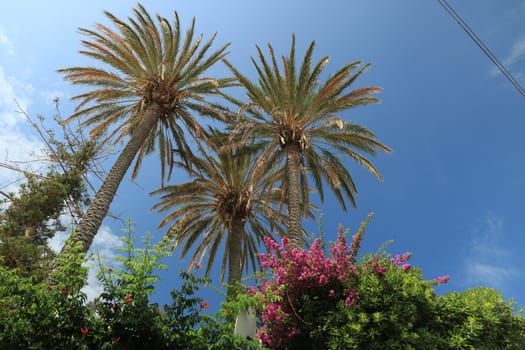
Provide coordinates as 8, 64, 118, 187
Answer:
256, 231, 362, 348
432, 275, 450, 285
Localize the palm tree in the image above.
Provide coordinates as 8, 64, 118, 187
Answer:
55, 4, 230, 257
151, 139, 287, 297
223, 35, 391, 247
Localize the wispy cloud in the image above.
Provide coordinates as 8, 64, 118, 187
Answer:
49, 224, 123, 302
83, 226, 124, 302
0, 65, 43, 195
490, 34, 525, 80
0, 29, 15, 56
462, 213, 517, 289
503, 35, 525, 67
0, 66, 32, 126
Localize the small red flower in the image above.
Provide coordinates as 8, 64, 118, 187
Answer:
112, 336, 121, 344
60, 287, 68, 296
199, 301, 209, 309
80, 327, 89, 336
125, 293, 132, 304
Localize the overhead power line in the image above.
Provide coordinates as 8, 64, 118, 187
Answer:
437, 0, 525, 98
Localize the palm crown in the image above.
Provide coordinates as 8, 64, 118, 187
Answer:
152, 138, 287, 289
224, 35, 391, 245
60, 4, 231, 180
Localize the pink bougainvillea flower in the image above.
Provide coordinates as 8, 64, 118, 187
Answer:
432, 275, 450, 285
401, 264, 411, 271
375, 266, 387, 275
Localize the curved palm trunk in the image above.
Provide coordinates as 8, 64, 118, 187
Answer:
54, 104, 161, 260
227, 219, 244, 300
285, 145, 302, 247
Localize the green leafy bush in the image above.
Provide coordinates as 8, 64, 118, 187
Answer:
252, 215, 525, 349
1, 217, 524, 349
0, 221, 259, 349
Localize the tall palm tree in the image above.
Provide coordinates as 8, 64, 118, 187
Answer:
151, 139, 287, 296
55, 4, 230, 257
223, 35, 391, 247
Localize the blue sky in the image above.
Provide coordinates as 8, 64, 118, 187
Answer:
1, 1, 525, 310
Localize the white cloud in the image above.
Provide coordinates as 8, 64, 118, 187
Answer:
0, 29, 15, 55
48, 224, 123, 303
490, 34, 525, 79
464, 263, 514, 289
462, 213, 517, 289
0, 68, 32, 126
0, 65, 43, 194
47, 231, 69, 254
89, 225, 124, 264
83, 226, 124, 302
504, 35, 525, 67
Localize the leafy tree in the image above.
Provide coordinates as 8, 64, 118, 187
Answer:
55, 3, 231, 261
0, 109, 95, 280
432, 287, 525, 349
224, 35, 391, 246
0, 171, 81, 278
151, 140, 287, 297
0, 242, 91, 349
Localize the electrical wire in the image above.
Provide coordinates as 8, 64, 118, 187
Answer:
437, 0, 525, 98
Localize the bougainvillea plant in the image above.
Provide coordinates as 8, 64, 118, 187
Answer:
253, 214, 449, 349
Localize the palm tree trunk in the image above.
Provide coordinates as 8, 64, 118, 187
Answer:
227, 219, 244, 300
54, 104, 161, 260
285, 145, 302, 247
